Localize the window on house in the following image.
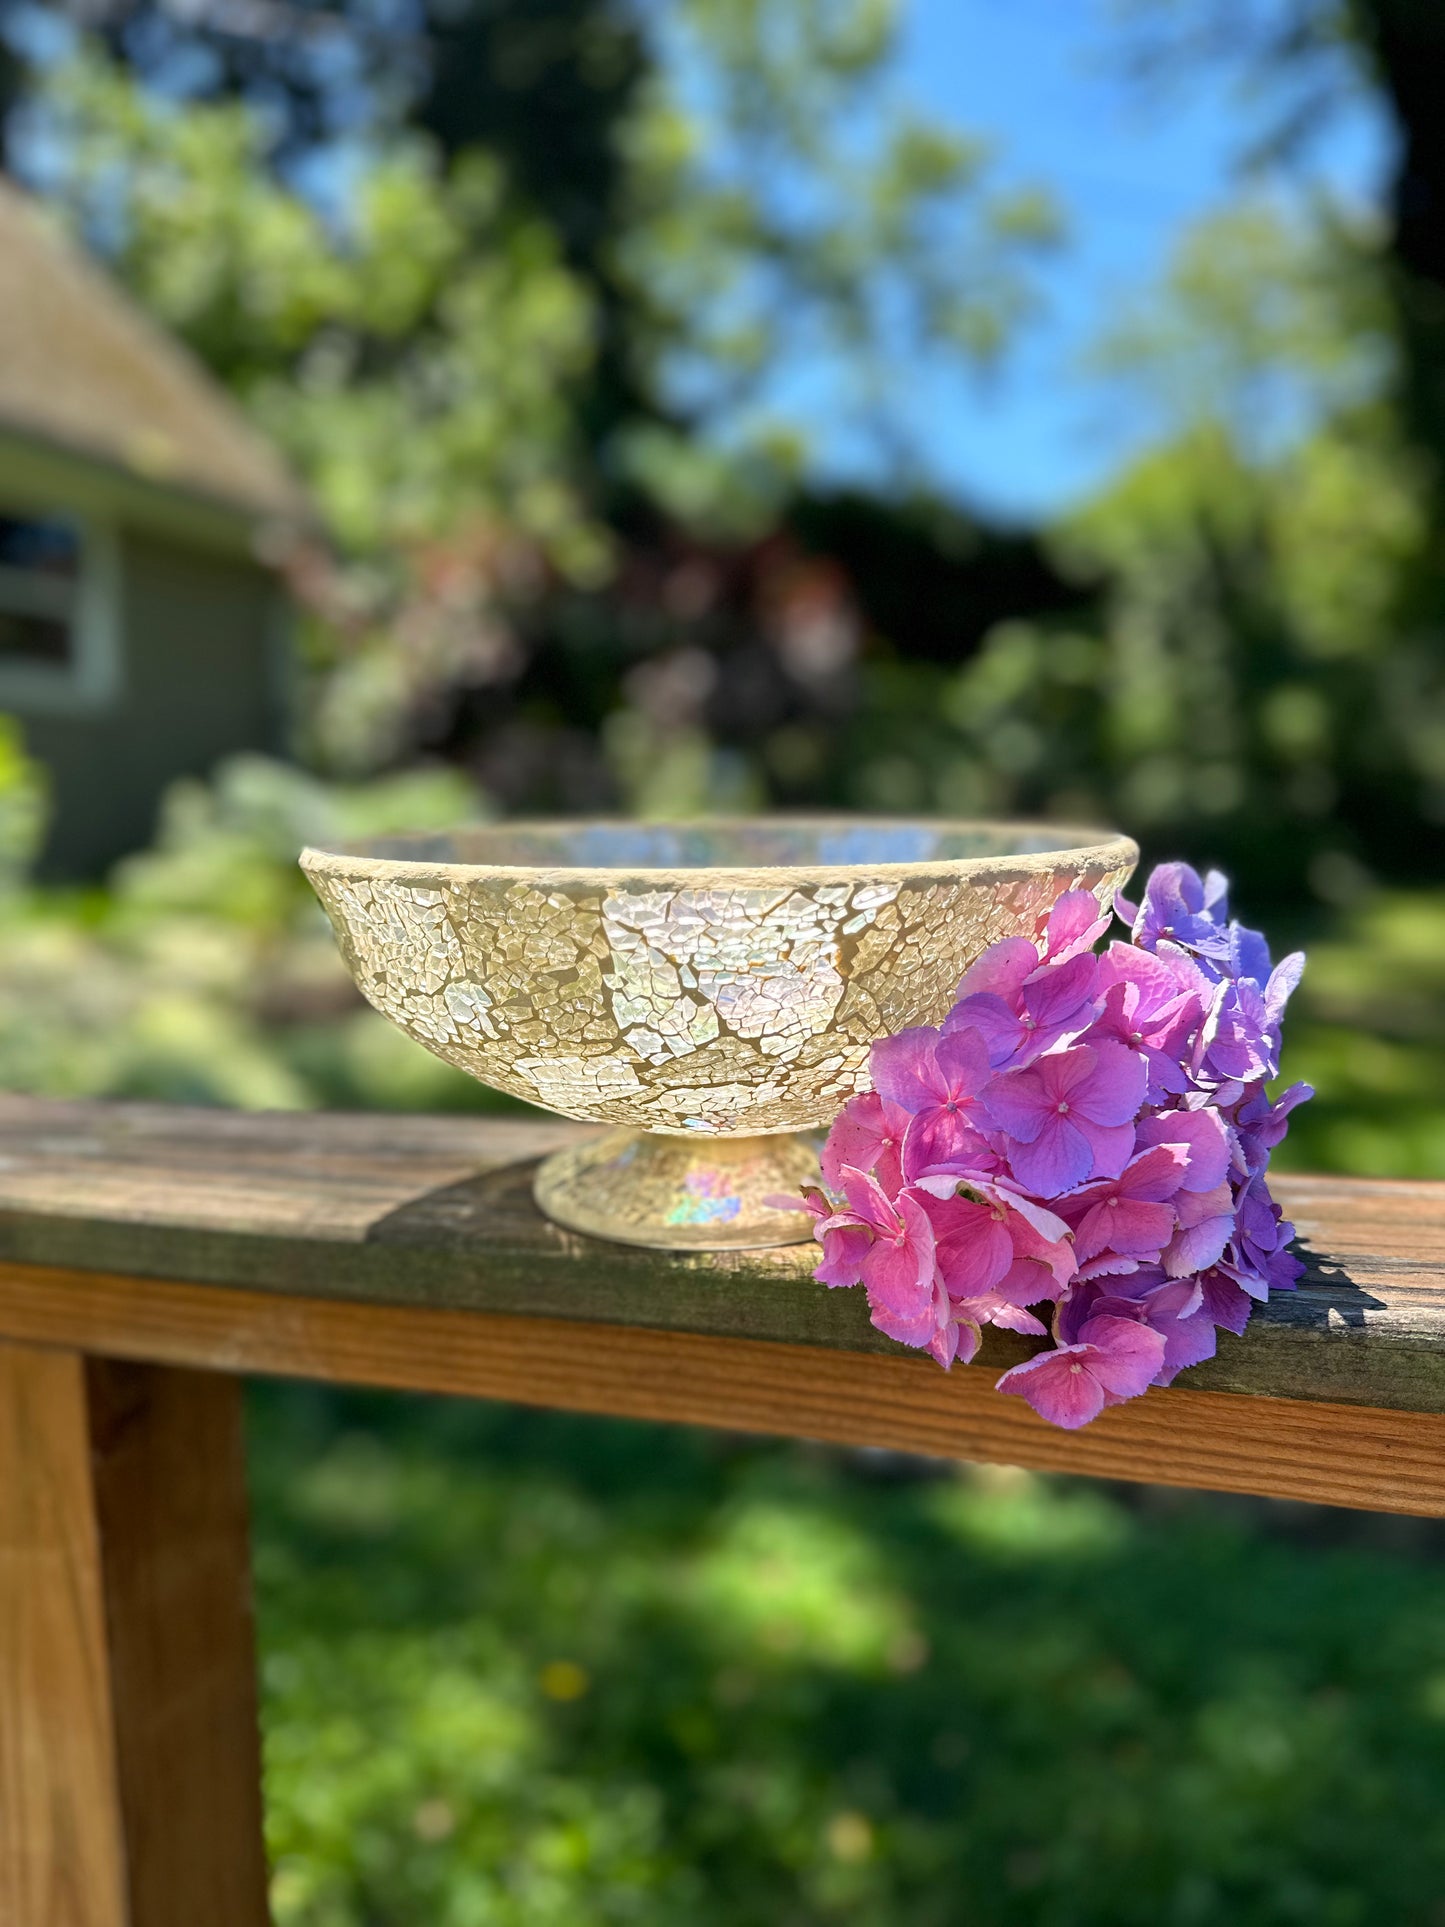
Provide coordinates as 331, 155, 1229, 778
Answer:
0, 514, 84, 667
0, 508, 119, 712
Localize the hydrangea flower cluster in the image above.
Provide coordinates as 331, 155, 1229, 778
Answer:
789, 863, 1312, 1429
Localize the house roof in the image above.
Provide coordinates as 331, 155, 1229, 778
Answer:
0, 176, 307, 527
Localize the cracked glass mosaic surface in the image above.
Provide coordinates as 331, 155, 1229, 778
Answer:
304, 824, 1136, 1136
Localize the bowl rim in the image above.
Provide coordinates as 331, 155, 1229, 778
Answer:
299, 814, 1139, 891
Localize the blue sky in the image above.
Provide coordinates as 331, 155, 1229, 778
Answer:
863, 0, 1395, 520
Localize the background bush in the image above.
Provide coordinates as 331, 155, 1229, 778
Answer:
5, 4, 1445, 1922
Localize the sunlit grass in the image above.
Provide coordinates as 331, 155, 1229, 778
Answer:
252, 1388, 1445, 1926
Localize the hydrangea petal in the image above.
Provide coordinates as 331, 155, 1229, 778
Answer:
1199, 1266, 1254, 1335
944, 992, 1027, 1066
858, 1188, 935, 1311
995, 1344, 1108, 1429
1041, 888, 1111, 963
1074, 1314, 1168, 1400
1006, 1114, 1095, 1197
1070, 1040, 1148, 1127
815, 1220, 872, 1289
954, 936, 1039, 1003
870, 1026, 948, 1111
1073, 1117, 1136, 1181
920, 1192, 1014, 1301
821, 1091, 911, 1192
1136, 1107, 1231, 1192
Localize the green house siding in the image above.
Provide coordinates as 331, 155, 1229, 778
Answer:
21, 530, 286, 877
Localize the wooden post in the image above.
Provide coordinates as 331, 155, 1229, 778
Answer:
0, 1343, 270, 1927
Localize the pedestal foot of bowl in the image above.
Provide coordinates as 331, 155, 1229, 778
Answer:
533, 1130, 822, 1251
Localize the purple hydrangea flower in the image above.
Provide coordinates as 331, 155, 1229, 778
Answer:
1234, 1081, 1314, 1177
1162, 1180, 1235, 1277
947, 952, 1099, 1070
1118, 862, 1233, 968
1058, 1143, 1189, 1265
866, 1025, 995, 1177
1230, 1175, 1306, 1296
1196, 976, 1281, 1085
982, 1040, 1146, 1196
1198, 1265, 1255, 1337
1134, 1103, 1232, 1191
792, 858, 1311, 1429
1087, 1279, 1218, 1386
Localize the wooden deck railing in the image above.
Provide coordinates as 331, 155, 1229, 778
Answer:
1, 1092, 1443, 1926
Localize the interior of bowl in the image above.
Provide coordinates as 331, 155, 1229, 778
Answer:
334, 817, 1128, 873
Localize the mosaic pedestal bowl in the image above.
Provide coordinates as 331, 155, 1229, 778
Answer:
301, 819, 1138, 1251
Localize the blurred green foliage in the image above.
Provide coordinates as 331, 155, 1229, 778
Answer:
20, 21, 1061, 778
252, 1385, 1445, 1926
824, 210, 1445, 900
4, 9, 1445, 1922
13, 19, 1444, 905
0, 713, 48, 890
42, 54, 604, 569
0, 749, 509, 1112
1276, 890, 1445, 1180
1, 730, 1440, 1178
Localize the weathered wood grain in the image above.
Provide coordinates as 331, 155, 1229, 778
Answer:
85, 1358, 270, 1927
0, 1339, 270, 1927
0, 1264, 1441, 1516
0, 1094, 577, 1239
0, 1096, 1442, 1415
0, 1343, 128, 1927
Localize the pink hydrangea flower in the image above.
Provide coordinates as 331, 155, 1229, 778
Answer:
948, 952, 1099, 1070
995, 1315, 1167, 1429
1037, 888, 1112, 964
982, 1040, 1146, 1195
791, 860, 1310, 1430
867, 1024, 995, 1176
791, 1187, 876, 1290
819, 1090, 911, 1194
1058, 1143, 1190, 1264
835, 1167, 936, 1320
1089, 942, 1207, 1101
916, 1188, 1014, 1301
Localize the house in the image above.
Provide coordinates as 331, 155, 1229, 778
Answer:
0, 177, 308, 875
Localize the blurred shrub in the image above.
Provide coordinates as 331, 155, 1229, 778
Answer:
1, 716, 1440, 1178
0, 748, 512, 1112
1276, 887, 1445, 1179
904, 407, 1440, 899
818, 211, 1445, 905
0, 714, 49, 892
